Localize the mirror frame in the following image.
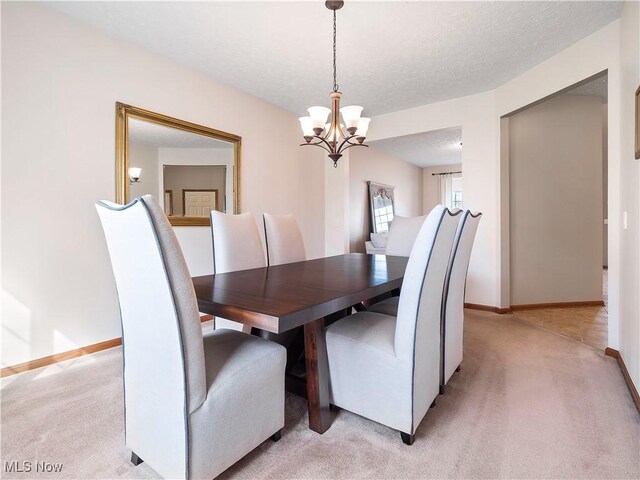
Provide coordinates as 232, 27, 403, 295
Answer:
115, 102, 241, 226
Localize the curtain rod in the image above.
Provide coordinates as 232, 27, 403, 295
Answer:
431, 171, 462, 176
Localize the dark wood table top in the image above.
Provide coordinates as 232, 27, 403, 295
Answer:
193, 253, 408, 333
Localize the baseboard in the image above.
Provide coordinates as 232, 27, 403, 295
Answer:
1, 314, 215, 378
511, 300, 604, 311
605, 348, 640, 414
464, 303, 512, 314
1, 338, 122, 378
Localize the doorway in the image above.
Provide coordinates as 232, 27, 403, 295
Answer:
504, 73, 609, 350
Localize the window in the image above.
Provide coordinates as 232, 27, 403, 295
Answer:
438, 172, 463, 209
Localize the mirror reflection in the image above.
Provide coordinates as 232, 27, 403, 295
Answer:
127, 117, 236, 223
368, 181, 395, 233
116, 103, 241, 226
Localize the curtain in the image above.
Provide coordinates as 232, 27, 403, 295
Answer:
437, 173, 463, 209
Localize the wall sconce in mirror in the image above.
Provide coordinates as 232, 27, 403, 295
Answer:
115, 102, 241, 226
129, 167, 142, 184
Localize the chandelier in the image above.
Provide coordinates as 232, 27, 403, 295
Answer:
299, 0, 370, 167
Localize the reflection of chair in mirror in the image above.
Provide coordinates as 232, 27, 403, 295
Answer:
210, 211, 266, 332
326, 206, 461, 445
96, 195, 285, 479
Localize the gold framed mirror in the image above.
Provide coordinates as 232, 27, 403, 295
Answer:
116, 102, 241, 226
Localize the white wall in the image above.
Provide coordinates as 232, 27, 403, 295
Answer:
348, 147, 423, 253
1, 2, 324, 366
367, 91, 499, 308
603, 104, 609, 268
509, 94, 603, 305
368, 16, 640, 391
368, 22, 620, 308
422, 164, 463, 214
617, 0, 640, 392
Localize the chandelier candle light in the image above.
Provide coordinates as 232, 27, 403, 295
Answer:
299, 0, 370, 167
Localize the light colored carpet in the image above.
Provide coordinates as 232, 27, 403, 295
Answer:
2, 310, 639, 479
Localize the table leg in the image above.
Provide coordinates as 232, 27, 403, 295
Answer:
303, 317, 331, 434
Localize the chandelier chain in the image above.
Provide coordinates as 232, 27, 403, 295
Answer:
333, 9, 338, 92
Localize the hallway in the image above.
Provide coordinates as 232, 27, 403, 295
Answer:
513, 269, 609, 351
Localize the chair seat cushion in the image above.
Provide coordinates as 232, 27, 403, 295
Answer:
326, 312, 412, 433
367, 296, 399, 317
189, 329, 286, 479
326, 311, 397, 355
201, 329, 285, 394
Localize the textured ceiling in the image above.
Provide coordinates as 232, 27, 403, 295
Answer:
129, 118, 234, 148
566, 75, 608, 103
49, 1, 622, 116
369, 127, 462, 168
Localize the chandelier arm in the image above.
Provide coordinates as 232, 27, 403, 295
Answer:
324, 122, 336, 145
312, 134, 336, 152
300, 142, 333, 154
304, 137, 331, 148
336, 134, 360, 153
338, 142, 369, 154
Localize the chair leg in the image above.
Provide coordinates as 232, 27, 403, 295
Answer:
271, 429, 282, 442
439, 384, 445, 395
401, 432, 415, 445
456, 365, 461, 373
130, 452, 143, 466
430, 399, 437, 408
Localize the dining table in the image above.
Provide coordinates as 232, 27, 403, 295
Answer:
192, 252, 409, 434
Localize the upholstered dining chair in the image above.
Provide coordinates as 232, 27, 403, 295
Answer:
261, 212, 307, 368
96, 196, 285, 480
263, 213, 306, 266
210, 210, 266, 331
326, 205, 461, 445
384, 214, 427, 257
440, 210, 482, 393
367, 208, 449, 317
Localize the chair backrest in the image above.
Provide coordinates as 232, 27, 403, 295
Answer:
210, 211, 266, 273
385, 214, 427, 256
441, 210, 482, 380
263, 213, 306, 266
96, 195, 206, 479
394, 205, 461, 430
